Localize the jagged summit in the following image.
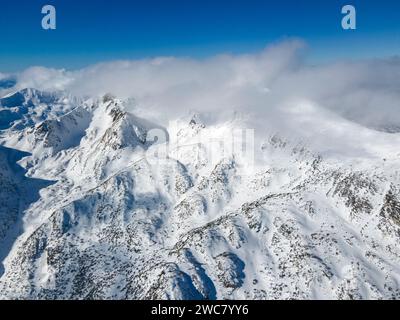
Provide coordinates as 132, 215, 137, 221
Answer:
0, 88, 81, 135
0, 88, 72, 108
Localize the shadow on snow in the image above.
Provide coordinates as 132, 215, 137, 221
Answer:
0, 145, 56, 277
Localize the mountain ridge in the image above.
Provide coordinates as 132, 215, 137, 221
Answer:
0, 88, 400, 299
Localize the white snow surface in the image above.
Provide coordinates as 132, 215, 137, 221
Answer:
0, 88, 400, 300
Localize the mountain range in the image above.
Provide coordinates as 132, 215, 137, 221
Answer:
0, 88, 400, 299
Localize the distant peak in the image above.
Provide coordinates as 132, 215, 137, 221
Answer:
102, 93, 116, 104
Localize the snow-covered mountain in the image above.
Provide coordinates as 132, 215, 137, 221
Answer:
0, 88, 400, 300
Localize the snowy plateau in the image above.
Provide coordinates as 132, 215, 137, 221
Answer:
0, 87, 400, 300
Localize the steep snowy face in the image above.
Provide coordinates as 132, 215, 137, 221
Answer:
0, 89, 400, 300
0, 144, 54, 278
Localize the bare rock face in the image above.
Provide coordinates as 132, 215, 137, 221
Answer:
1, 89, 400, 300
215, 252, 245, 289
380, 187, 400, 226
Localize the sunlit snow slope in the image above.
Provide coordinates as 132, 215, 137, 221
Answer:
0, 88, 400, 300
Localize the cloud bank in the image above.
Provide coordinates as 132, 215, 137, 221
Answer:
6, 40, 400, 158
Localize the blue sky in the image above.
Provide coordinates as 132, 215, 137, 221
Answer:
0, 0, 399, 72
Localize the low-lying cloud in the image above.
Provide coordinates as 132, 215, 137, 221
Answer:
6, 40, 400, 157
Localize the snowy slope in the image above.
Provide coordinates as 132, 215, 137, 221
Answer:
0, 89, 400, 300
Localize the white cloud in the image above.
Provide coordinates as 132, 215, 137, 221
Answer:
6, 40, 400, 158
17, 67, 73, 92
